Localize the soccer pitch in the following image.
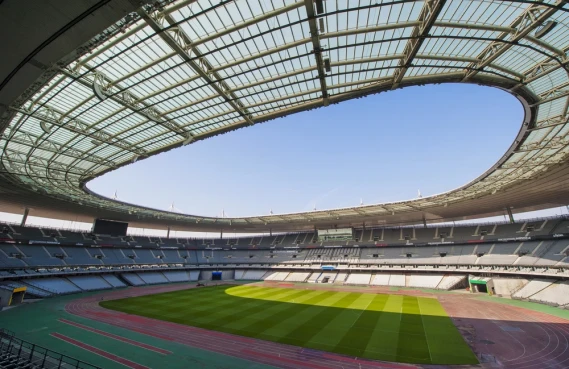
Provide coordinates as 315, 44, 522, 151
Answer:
100, 285, 477, 365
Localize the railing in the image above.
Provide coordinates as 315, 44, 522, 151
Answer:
370, 214, 569, 230
0, 329, 100, 369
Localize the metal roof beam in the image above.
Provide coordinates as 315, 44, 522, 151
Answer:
110, 2, 304, 86
463, 2, 562, 82
244, 76, 393, 110
531, 81, 569, 106
61, 67, 190, 139
2, 148, 84, 176
392, 0, 447, 89
5, 132, 115, 167
512, 46, 569, 90
351, 207, 368, 216
230, 52, 521, 94
304, 0, 329, 105
10, 106, 146, 156
229, 66, 317, 93
193, 1, 303, 48
529, 115, 569, 131
515, 139, 568, 153
138, 9, 255, 126
89, 26, 532, 118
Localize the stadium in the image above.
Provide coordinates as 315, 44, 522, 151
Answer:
1, 0, 569, 368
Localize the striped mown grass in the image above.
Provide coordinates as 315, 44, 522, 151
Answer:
100, 285, 477, 365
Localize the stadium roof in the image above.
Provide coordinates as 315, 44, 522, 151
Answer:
0, 0, 568, 232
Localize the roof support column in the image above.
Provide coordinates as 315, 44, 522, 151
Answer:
304, 0, 329, 105
20, 208, 29, 227
506, 207, 515, 224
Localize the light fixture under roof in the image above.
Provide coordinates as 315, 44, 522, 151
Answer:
535, 21, 557, 39
182, 136, 194, 146
40, 122, 51, 134
314, 0, 324, 14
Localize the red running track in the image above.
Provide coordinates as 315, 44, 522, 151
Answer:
59, 318, 172, 355
438, 294, 569, 369
51, 332, 151, 369
64, 283, 569, 369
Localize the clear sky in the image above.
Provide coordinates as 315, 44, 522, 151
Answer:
87, 83, 530, 217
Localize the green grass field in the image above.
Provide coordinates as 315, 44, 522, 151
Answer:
100, 285, 477, 365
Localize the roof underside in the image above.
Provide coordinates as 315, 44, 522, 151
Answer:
0, 0, 569, 232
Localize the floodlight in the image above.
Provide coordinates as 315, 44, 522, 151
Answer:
324, 58, 331, 72
182, 136, 194, 146
315, 0, 324, 14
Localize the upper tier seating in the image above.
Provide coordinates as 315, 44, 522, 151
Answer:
0, 239, 567, 269
2, 216, 567, 249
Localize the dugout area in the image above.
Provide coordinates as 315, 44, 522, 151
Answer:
469, 276, 495, 295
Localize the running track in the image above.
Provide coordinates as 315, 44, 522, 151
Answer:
64, 283, 569, 369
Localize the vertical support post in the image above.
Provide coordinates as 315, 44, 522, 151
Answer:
20, 208, 29, 227
506, 207, 515, 223
220, 229, 223, 239
166, 226, 171, 239
269, 228, 272, 237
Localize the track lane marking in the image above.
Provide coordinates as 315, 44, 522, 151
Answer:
59, 318, 172, 355
51, 332, 151, 369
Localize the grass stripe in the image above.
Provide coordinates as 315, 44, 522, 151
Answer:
364, 294, 403, 361
277, 292, 365, 348
396, 296, 430, 363
101, 285, 477, 365
334, 294, 388, 357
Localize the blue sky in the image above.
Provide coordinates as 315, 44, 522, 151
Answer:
88, 83, 524, 218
